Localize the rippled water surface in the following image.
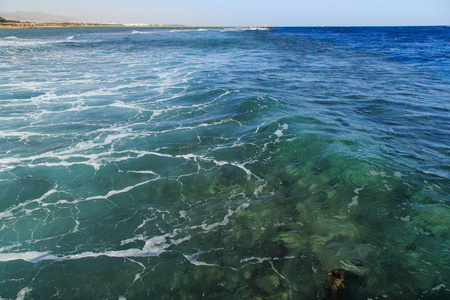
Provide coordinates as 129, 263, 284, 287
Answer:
0, 26, 449, 299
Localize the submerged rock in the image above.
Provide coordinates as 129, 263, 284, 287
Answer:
324, 268, 345, 300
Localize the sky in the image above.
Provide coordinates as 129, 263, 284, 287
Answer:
1, 0, 449, 26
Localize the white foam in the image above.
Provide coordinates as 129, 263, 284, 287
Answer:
170, 235, 191, 245
127, 170, 158, 175
348, 196, 359, 209
2, 233, 188, 263
0, 36, 72, 48
179, 210, 188, 219
0, 251, 57, 263
394, 171, 404, 178
136, 217, 156, 230
208, 158, 255, 179
348, 185, 364, 211
0, 128, 154, 173
274, 129, 284, 138
431, 284, 447, 291
72, 219, 80, 233
354, 186, 365, 194
15, 287, 32, 300
240, 256, 272, 264
85, 178, 158, 200
253, 182, 267, 197
274, 123, 288, 142
0, 211, 14, 220
201, 208, 233, 231
400, 216, 411, 222
200, 202, 249, 231
0, 188, 58, 220
120, 234, 146, 246
184, 254, 218, 267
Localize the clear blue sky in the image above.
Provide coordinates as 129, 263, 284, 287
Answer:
1, 0, 449, 26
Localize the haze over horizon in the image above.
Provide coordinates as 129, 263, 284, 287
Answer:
1, 0, 449, 26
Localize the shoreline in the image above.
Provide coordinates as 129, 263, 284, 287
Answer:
0, 21, 272, 30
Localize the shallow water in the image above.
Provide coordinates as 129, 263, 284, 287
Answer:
0, 26, 449, 299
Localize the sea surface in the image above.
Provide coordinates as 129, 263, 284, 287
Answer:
0, 26, 449, 299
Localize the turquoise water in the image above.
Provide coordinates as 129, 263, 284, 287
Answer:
0, 27, 449, 299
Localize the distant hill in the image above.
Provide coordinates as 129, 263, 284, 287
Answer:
0, 11, 81, 23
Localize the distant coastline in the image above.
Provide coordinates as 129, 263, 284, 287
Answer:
0, 20, 272, 30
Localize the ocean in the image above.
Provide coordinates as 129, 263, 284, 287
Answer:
0, 26, 449, 299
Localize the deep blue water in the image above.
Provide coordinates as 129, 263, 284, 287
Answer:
0, 26, 449, 299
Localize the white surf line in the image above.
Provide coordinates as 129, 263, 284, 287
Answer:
182, 247, 241, 269
253, 181, 268, 197
128, 150, 261, 181
239, 255, 295, 265
0, 151, 107, 173
189, 202, 250, 232
126, 170, 159, 175
146, 117, 243, 135
240, 256, 273, 264
0, 131, 140, 172
209, 158, 254, 178
0, 130, 55, 139
176, 152, 266, 195
85, 177, 159, 201
0, 231, 192, 264
200, 207, 234, 231
183, 253, 220, 267
126, 257, 147, 284
191, 154, 260, 181
0, 251, 58, 263
0, 188, 59, 220
0, 130, 162, 173
268, 259, 293, 298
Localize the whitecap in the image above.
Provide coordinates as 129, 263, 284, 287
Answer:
3, 36, 20, 40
